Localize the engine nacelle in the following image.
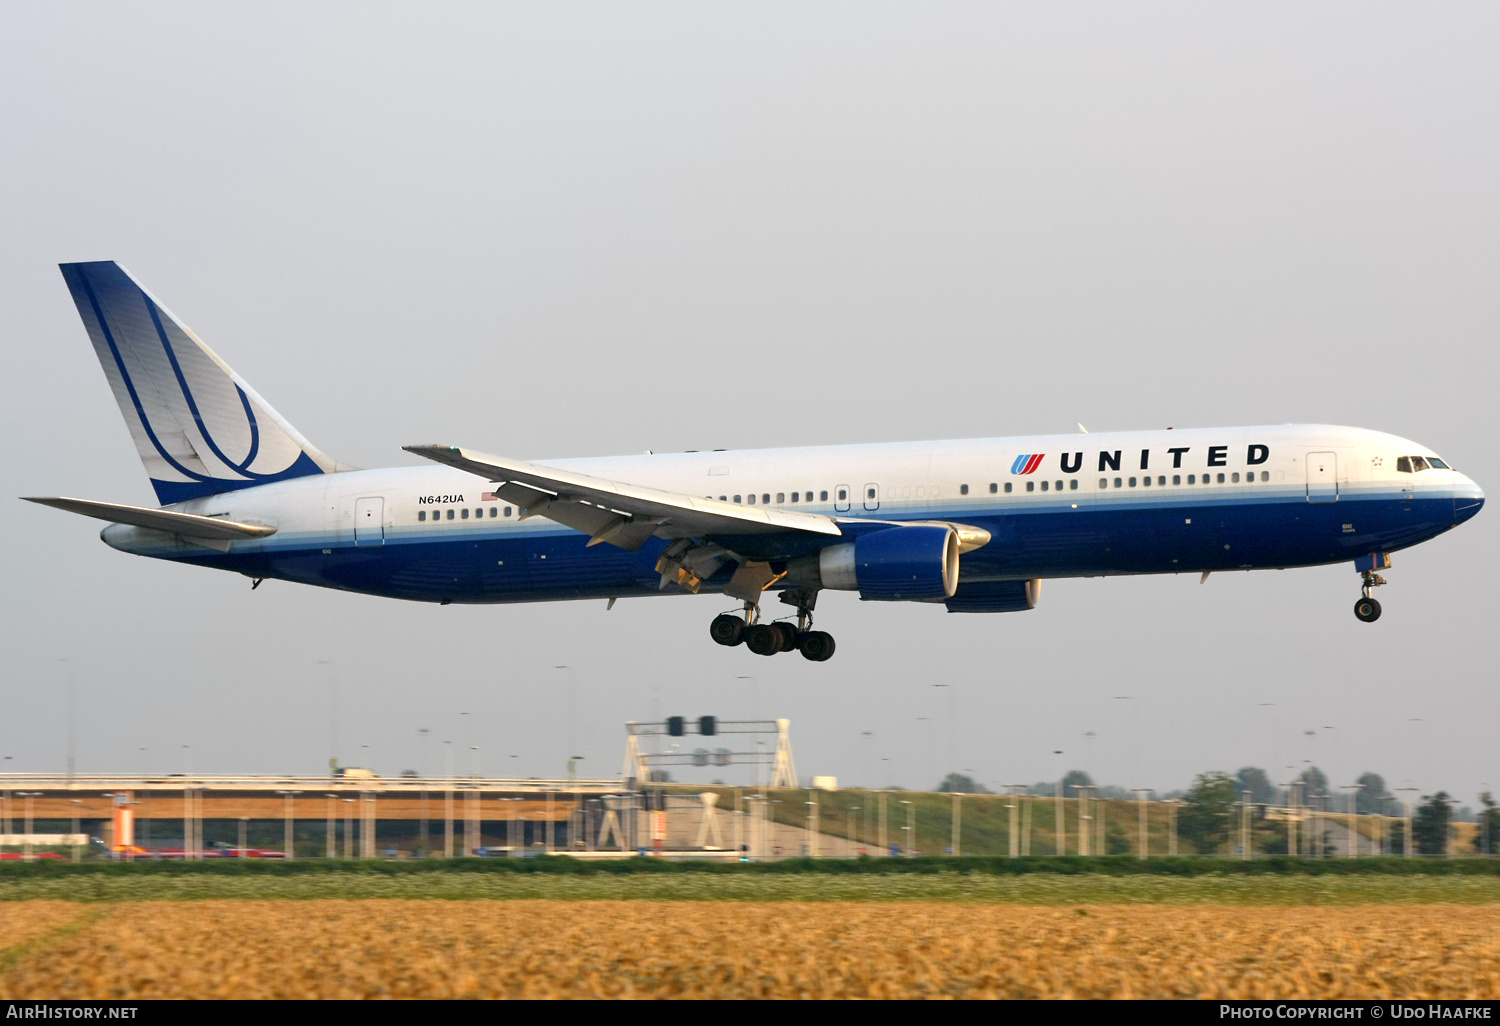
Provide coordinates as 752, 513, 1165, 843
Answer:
943, 578, 1042, 613
808, 525, 960, 601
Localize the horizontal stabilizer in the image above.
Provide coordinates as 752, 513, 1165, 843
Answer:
402, 445, 843, 549
22, 497, 277, 541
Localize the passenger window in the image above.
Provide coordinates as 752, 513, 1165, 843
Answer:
866, 488, 875, 500
504, 507, 512, 517
1041, 480, 1049, 492
1069, 479, 1078, 490
960, 484, 969, 495
989, 483, 998, 494
1026, 481, 1035, 492
1396, 457, 1412, 473
489, 507, 497, 517
763, 494, 770, 504
1172, 475, 1181, 485
734, 495, 742, 503
747, 494, 756, 505
778, 493, 786, 504
790, 492, 799, 503
1004, 482, 1012, 493
1231, 473, 1240, 483
1141, 476, 1150, 487
1099, 478, 1108, 488
1410, 457, 1429, 472
820, 491, 828, 501
837, 489, 846, 501
1129, 477, 1137, 487
1188, 474, 1195, 484
446, 509, 455, 520
461, 508, 470, 519
1157, 476, 1165, 486
1054, 481, 1062, 491
1113, 477, 1122, 488
418, 510, 426, 522
1217, 473, 1225, 483
1261, 472, 1269, 482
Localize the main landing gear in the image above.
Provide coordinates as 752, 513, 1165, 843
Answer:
1354, 570, 1387, 623
709, 589, 836, 661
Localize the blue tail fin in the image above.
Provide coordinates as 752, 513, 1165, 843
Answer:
59, 261, 342, 505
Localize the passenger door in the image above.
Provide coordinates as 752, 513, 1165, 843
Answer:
1305, 453, 1338, 503
354, 496, 385, 546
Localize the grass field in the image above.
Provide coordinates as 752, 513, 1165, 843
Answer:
2, 900, 1497, 999
4, 867, 1500, 903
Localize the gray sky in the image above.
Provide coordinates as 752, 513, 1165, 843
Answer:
3, 3, 1496, 803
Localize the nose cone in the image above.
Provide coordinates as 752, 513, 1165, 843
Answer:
1454, 473, 1485, 525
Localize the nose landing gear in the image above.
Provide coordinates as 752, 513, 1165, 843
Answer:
707, 589, 836, 660
1354, 569, 1387, 623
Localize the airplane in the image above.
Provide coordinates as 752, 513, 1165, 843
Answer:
23, 261, 1485, 661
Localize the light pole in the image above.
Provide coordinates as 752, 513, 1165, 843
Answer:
899, 799, 912, 856
1004, 785, 1023, 858
1396, 786, 1418, 856
1259, 703, 1279, 793
1341, 784, 1365, 858
324, 794, 336, 858
916, 717, 932, 790
70, 799, 82, 862
735, 676, 759, 722
1134, 788, 1152, 859
1053, 749, 1065, 856
18, 793, 41, 861
1115, 696, 1137, 790
848, 806, 860, 856
557, 666, 575, 776
317, 660, 337, 775
1280, 779, 1299, 857
934, 684, 955, 779
57, 659, 75, 780
1240, 789, 1252, 860
276, 790, 299, 860
1408, 719, 1427, 795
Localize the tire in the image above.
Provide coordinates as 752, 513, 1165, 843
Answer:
773, 622, 798, 652
1353, 597, 1382, 623
800, 630, 836, 662
745, 623, 783, 656
709, 614, 745, 646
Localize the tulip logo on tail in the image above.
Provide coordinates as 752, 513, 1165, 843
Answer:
1010, 454, 1045, 475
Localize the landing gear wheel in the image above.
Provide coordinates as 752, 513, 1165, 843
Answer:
772, 622, 798, 652
745, 623, 783, 656
1354, 597, 1382, 623
800, 630, 836, 662
709, 614, 745, 647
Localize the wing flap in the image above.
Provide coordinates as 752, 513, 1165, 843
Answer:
404, 445, 844, 549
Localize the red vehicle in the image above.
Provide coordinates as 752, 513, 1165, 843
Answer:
0, 852, 67, 861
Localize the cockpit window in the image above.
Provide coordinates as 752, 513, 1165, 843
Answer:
1427, 457, 1450, 469
1410, 456, 1430, 472
1396, 457, 1412, 473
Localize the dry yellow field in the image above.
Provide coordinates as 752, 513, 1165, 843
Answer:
2, 900, 1498, 999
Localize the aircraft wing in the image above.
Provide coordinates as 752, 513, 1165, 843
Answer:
403, 445, 844, 552
22, 497, 278, 540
